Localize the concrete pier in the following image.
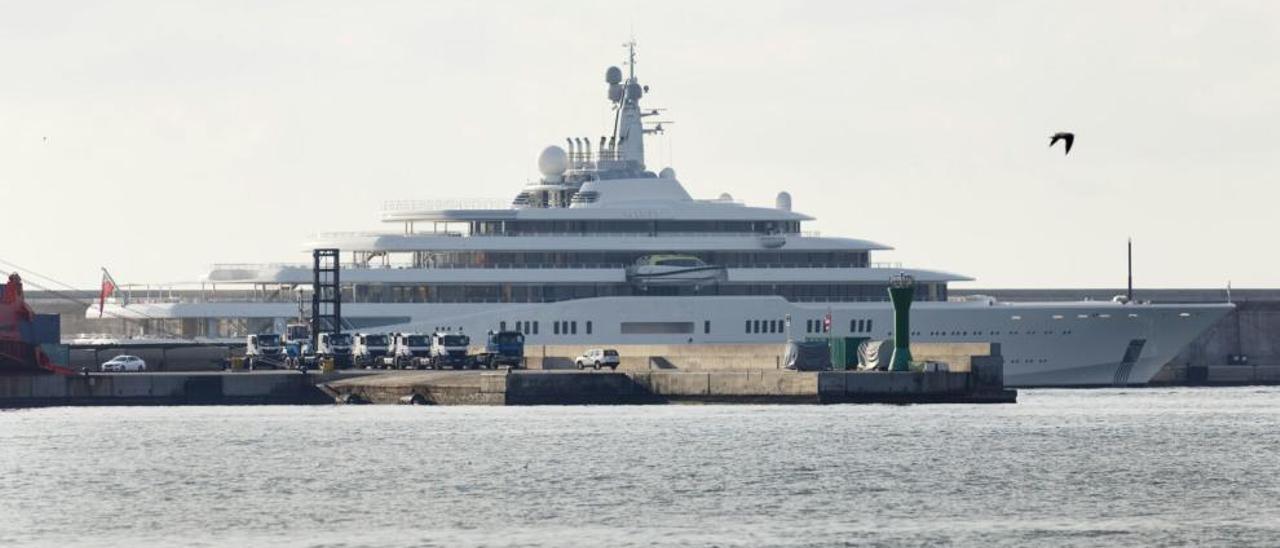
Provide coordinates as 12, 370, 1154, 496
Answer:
1, 341, 1013, 407
0, 371, 355, 408
320, 369, 1016, 405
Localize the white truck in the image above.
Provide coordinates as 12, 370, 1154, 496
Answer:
429, 331, 472, 369
353, 333, 395, 368
245, 333, 286, 369
391, 332, 433, 369
316, 332, 355, 368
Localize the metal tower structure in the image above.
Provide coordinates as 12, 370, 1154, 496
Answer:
311, 248, 341, 350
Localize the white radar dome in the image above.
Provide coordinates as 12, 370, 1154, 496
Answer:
775, 191, 792, 211
659, 167, 676, 179
538, 145, 569, 178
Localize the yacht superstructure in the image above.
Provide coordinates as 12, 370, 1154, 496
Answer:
95, 44, 1231, 386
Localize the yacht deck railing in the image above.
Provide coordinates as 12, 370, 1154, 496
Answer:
208, 262, 894, 271
313, 231, 825, 239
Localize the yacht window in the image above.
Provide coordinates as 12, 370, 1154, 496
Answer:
620, 322, 694, 334
753, 320, 761, 334
587, 321, 593, 335
850, 320, 857, 333
704, 320, 710, 334
655, 257, 704, 267
554, 322, 560, 335
866, 320, 873, 333
571, 321, 577, 335
533, 321, 539, 335
745, 320, 751, 334
500, 321, 507, 331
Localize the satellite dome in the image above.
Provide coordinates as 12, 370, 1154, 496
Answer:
605, 66, 623, 84
718, 192, 734, 202
658, 167, 676, 179
538, 145, 569, 178
775, 191, 792, 211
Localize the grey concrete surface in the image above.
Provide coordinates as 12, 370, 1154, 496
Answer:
321, 368, 1015, 406
0, 370, 369, 407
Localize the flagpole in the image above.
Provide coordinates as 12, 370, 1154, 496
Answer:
826, 306, 833, 369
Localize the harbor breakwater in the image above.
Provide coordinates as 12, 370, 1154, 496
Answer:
320, 367, 1015, 405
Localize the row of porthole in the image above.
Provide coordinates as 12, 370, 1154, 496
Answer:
915, 330, 1075, 337
746, 319, 785, 334
501, 320, 598, 336
1015, 312, 1194, 321
504, 321, 539, 335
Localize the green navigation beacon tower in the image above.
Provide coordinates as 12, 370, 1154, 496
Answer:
888, 273, 916, 372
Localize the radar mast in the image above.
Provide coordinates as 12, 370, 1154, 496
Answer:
607, 40, 646, 171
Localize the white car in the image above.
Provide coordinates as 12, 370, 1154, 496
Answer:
101, 355, 147, 372
575, 348, 620, 370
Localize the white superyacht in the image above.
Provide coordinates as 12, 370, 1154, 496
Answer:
99, 45, 1231, 386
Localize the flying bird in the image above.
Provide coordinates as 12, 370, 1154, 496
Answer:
1049, 132, 1074, 155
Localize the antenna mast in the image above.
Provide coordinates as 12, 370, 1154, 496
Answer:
1127, 238, 1133, 302
625, 39, 636, 80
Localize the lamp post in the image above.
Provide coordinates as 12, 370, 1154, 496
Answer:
888, 273, 915, 372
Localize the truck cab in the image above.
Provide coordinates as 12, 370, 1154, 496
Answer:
391, 333, 432, 369
245, 333, 285, 369
430, 331, 471, 369
283, 322, 312, 367
317, 332, 355, 368
478, 330, 525, 369
353, 333, 394, 368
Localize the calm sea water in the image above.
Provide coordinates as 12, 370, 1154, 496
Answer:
2, 388, 1279, 547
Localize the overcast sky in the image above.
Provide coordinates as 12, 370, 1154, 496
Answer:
2, 1, 1277, 289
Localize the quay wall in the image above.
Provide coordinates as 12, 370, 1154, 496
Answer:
322, 368, 1015, 406
0, 371, 338, 407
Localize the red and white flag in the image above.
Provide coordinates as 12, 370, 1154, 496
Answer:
98, 268, 118, 318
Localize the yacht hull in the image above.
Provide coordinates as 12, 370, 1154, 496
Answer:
100, 296, 1230, 387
